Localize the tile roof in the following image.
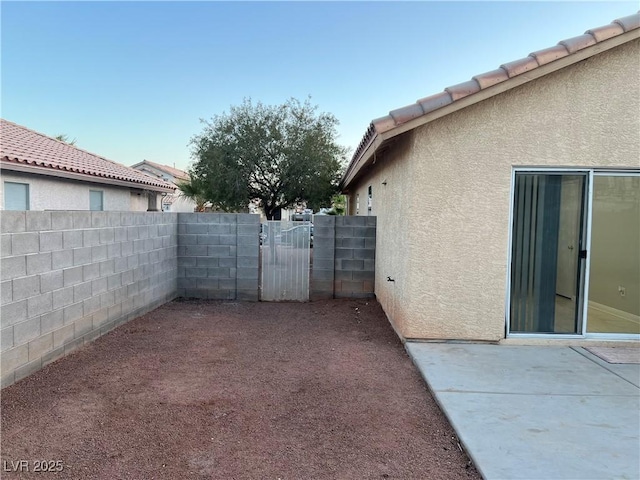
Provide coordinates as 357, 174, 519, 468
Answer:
130, 159, 190, 183
0, 119, 174, 191
344, 12, 640, 187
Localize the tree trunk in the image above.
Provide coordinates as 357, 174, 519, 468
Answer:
265, 204, 278, 220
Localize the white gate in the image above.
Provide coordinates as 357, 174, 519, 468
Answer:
260, 220, 311, 301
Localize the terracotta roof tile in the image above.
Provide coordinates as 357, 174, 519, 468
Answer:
417, 91, 453, 114
371, 116, 397, 134
615, 13, 640, 32
472, 68, 510, 89
529, 44, 570, 66
587, 23, 625, 42
389, 103, 425, 125
500, 56, 540, 78
345, 12, 639, 174
445, 79, 481, 101
559, 33, 597, 54
0, 119, 173, 191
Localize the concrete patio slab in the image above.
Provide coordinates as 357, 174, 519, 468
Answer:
406, 343, 640, 480
575, 346, 640, 388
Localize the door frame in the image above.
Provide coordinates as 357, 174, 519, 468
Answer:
506, 167, 640, 340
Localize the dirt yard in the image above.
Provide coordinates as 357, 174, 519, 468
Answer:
1, 299, 480, 479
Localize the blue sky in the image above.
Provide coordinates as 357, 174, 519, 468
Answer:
1, 1, 637, 172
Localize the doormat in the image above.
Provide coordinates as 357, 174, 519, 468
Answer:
584, 346, 640, 364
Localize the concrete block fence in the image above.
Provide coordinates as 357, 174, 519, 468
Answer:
311, 215, 376, 299
177, 213, 259, 301
1, 212, 375, 387
1, 211, 178, 388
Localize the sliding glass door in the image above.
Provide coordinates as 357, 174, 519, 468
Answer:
509, 173, 587, 334
509, 170, 639, 338
587, 175, 640, 335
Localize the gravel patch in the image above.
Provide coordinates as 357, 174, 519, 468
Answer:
1, 298, 480, 479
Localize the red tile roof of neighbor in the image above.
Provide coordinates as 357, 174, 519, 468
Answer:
343, 12, 640, 188
0, 119, 174, 192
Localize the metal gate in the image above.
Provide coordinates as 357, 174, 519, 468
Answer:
260, 220, 311, 301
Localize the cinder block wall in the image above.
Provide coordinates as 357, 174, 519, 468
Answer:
177, 213, 259, 301
311, 215, 376, 299
1, 211, 373, 387
311, 216, 336, 300
1, 211, 178, 387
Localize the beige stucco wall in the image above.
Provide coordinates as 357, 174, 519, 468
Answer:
348, 135, 417, 336
348, 39, 640, 341
0, 171, 160, 212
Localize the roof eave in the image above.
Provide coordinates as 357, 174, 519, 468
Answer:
1, 162, 175, 193
340, 133, 386, 192
341, 27, 640, 190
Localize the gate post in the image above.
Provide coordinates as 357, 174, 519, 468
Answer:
236, 214, 260, 301
334, 216, 376, 298
310, 216, 336, 300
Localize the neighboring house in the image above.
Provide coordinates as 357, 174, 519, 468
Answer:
341, 14, 640, 342
130, 159, 197, 212
0, 119, 173, 211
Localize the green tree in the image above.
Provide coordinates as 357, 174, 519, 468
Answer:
54, 134, 77, 145
189, 98, 347, 219
176, 176, 209, 212
324, 194, 347, 215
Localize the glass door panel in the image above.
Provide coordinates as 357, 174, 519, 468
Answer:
510, 173, 587, 334
587, 175, 640, 334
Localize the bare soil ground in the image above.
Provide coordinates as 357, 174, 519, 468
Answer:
1, 299, 480, 479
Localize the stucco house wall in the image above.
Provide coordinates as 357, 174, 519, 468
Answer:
0, 172, 162, 212
346, 135, 415, 336
347, 38, 640, 341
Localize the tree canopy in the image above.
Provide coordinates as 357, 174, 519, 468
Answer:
176, 176, 209, 212
189, 98, 348, 219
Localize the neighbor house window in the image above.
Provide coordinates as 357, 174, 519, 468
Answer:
90, 190, 104, 211
356, 194, 360, 215
4, 182, 30, 210
367, 185, 372, 214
